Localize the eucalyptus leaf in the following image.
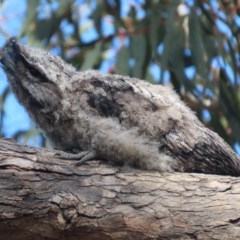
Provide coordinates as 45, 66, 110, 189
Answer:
115, 46, 130, 75
81, 41, 102, 70
130, 34, 146, 77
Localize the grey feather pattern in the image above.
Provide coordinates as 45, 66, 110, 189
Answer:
1, 38, 240, 176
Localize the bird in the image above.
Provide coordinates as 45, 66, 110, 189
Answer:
1, 37, 240, 176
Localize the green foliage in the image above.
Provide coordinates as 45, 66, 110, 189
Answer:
1, 0, 240, 150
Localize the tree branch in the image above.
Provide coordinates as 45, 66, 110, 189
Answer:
0, 138, 240, 240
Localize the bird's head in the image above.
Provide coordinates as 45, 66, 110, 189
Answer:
0, 38, 75, 114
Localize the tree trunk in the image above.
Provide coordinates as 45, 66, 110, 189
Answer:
0, 138, 240, 240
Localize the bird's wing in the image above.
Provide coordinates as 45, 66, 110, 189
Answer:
74, 70, 240, 175
76, 71, 202, 152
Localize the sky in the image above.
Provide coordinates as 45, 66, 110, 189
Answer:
0, 0, 35, 143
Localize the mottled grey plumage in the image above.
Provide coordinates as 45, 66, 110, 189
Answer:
1, 38, 240, 176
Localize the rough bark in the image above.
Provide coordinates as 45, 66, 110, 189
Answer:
0, 138, 240, 240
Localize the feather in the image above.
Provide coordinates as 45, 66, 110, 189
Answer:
1, 38, 240, 176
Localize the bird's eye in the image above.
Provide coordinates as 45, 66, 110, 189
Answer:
29, 67, 40, 77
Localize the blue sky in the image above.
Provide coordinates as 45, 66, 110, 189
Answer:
0, 0, 34, 142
